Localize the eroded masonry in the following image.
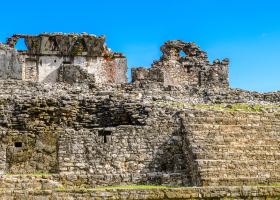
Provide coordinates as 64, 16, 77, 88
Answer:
2, 33, 127, 84
0, 33, 280, 191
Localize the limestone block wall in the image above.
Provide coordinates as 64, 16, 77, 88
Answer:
0, 97, 62, 174
15, 55, 128, 84
58, 110, 187, 186
0, 46, 22, 80
132, 40, 229, 89
58, 123, 188, 185
2, 186, 280, 200
181, 110, 280, 186
3, 33, 128, 84
73, 56, 127, 84
0, 81, 279, 187
58, 64, 96, 84
131, 67, 164, 83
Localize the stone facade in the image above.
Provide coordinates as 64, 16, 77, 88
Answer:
1, 183, 280, 200
0, 44, 22, 80
0, 33, 279, 198
0, 80, 278, 188
2, 33, 127, 84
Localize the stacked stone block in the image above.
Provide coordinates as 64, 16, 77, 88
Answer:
181, 110, 280, 186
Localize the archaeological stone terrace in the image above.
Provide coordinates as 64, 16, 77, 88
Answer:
1, 32, 280, 199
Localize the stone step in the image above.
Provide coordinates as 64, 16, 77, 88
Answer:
190, 144, 280, 154
187, 117, 280, 126
189, 132, 280, 141
189, 136, 280, 144
195, 152, 280, 160
196, 159, 280, 170
0, 175, 62, 190
189, 138, 280, 146
189, 130, 280, 136
199, 167, 280, 174
188, 124, 280, 132
200, 177, 280, 186
199, 169, 280, 179
188, 112, 280, 118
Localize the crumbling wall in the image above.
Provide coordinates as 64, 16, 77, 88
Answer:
58, 64, 95, 84
0, 134, 6, 175
73, 56, 127, 84
132, 40, 229, 89
4, 33, 128, 84
0, 80, 279, 186
6, 33, 108, 57
0, 44, 22, 80
132, 67, 164, 83
58, 112, 187, 186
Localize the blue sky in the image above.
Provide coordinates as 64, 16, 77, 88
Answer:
0, 0, 280, 92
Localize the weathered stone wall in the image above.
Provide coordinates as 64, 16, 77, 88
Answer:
6, 33, 108, 57
0, 81, 279, 187
132, 40, 229, 89
2, 33, 128, 84
58, 64, 96, 84
58, 124, 186, 186
2, 186, 280, 199
73, 56, 127, 84
0, 44, 22, 80
180, 110, 280, 186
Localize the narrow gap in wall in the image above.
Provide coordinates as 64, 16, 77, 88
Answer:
14, 38, 27, 51
180, 51, 187, 57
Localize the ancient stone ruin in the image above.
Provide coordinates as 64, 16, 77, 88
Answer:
132, 40, 229, 88
1, 33, 127, 84
0, 33, 280, 199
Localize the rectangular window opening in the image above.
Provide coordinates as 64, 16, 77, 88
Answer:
14, 142, 23, 148
98, 130, 112, 143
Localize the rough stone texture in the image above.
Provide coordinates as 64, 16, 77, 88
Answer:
181, 110, 280, 186
2, 33, 127, 84
0, 33, 280, 200
0, 175, 62, 190
0, 44, 22, 80
132, 40, 229, 88
1, 185, 280, 199
0, 80, 279, 188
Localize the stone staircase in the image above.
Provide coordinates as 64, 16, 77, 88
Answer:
183, 110, 280, 186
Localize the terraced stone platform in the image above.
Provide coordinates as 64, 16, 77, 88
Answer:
182, 110, 280, 186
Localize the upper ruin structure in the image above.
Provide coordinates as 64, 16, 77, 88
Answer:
0, 33, 229, 89
0, 33, 127, 84
132, 40, 229, 88
1, 33, 280, 198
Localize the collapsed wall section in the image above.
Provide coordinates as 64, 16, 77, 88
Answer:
3, 33, 128, 84
0, 44, 22, 80
132, 40, 229, 89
